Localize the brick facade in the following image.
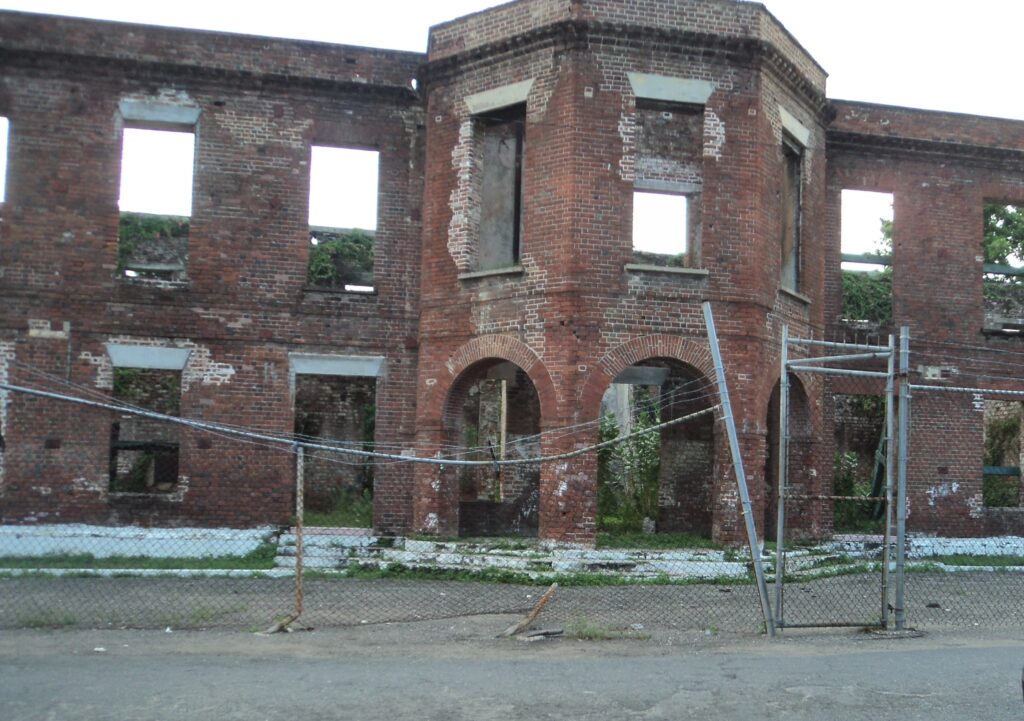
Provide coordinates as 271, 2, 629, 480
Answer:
0, 1, 1020, 543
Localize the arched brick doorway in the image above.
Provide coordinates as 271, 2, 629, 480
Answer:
598, 357, 718, 538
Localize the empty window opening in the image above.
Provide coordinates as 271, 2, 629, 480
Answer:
308, 146, 379, 292
109, 368, 181, 493
840, 190, 894, 325
476, 104, 524, 271
0, 116, 8, 203
294, 374, 376, 525
780, 137, 803, 292
831, 394, 887, 533
598, 360, 715, 541
632, 101, 703, 268
983, 400, 1021, 508
118, 128, 194, 281
981, 202, 1024, 335
632, 191, 688, 264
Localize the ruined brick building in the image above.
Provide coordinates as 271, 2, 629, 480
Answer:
0, 0, 1021, 544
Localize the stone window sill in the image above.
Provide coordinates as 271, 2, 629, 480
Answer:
116, 276, 190, 291
303, 285, 377, 296
780, 286, 811, 305
624, 263, 709, 278
458, 265, 524, 281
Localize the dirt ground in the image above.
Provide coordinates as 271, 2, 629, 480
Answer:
2, 571, 1022, 633
1, 619, 1022, 721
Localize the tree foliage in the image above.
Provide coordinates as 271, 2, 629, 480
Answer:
841, 204, 1024, 323
983, 203, 1024, 266
307, 229, 375, 288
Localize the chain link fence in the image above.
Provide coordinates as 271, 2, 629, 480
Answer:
2, 329, 1022, 635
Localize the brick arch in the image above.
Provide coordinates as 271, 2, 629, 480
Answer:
761, 372, 814, 440
578, 335, 716, 422
423, 335, 559, 428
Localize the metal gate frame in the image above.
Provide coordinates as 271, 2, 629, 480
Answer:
773, 327, 898, 630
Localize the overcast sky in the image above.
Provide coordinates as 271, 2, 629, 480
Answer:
1, 0, 1018, 256
1, 0, 1019, 120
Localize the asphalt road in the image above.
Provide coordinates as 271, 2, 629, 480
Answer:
1, 618, 1022, 721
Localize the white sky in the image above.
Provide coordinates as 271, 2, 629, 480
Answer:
634, 192, 688, 255
3, 0, 1021, 249
118, 128, 195, 216
309, 147, 379, 230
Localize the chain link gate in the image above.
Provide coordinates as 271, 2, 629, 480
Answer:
773, 328, 898, 630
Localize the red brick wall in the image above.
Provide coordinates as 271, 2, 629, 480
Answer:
3, 2, 1021, 544
0, 12, 423, 529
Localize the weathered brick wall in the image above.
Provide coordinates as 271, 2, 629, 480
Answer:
416, 0, 829, 545
826, 100, 1024, 537
3, 1, 1021, 543
0, 12, 424, 528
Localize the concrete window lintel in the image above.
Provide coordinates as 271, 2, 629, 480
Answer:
778, 105, 811, 148
119, 100, 201, 127
628, 73, 714, 105
465, 79, 534, 115
106, 344, 192, 370
634, 179, 702, 195
289, 353, 385, 378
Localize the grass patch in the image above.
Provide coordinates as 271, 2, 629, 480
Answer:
0, 543, 277, 570
564, 616, 651, 641
305, 489, 374, 528
595, 531, 720, 550
16, 611, 78, 629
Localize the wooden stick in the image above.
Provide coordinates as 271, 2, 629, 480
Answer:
502, 583, 558, 637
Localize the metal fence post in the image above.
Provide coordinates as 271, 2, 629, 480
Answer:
294, 444, 305, 621
702, 302, 775, 637
880, 333, 895, 629
775, 325, 789, 630
895, 327, 910, 629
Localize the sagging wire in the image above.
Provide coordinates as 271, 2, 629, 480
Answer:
0, 380, 720, 467
6, 359, 721, 464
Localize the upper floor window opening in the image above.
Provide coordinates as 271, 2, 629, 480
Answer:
982, 201, 1024, 336
475, 103, 524, 272
631, 98, 704, 269
840, 189, 894, 325
780, 135, 803, 293
117, 125, 195, 282
632, 190, 689, 265
307, 145, 380, 293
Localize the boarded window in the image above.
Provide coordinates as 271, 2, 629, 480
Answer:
117, 128, 194, 281
632, 102, 703, 267
780, 138, 802, 292
308, 146, 379, 292
476, 104, 524, 271
109, 368, 181, 493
